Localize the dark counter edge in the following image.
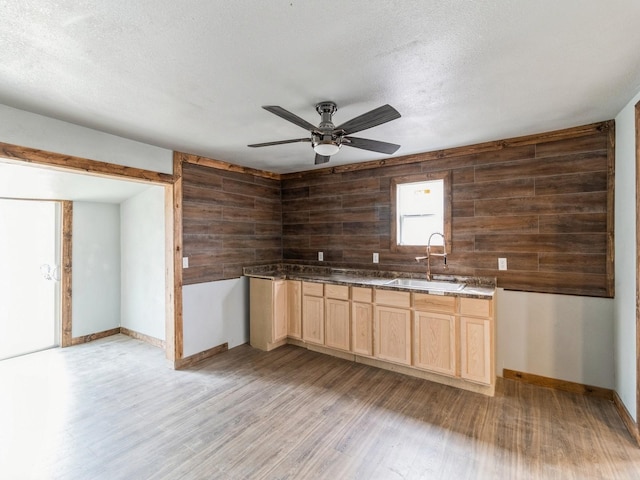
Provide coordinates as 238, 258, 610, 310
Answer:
243, 264, 496, 299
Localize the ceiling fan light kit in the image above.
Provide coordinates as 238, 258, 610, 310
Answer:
248, 101, 401, 165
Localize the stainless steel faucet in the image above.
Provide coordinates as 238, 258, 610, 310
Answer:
416, 232, 447, 281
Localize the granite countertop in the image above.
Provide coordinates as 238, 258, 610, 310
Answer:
243, 264, 496, 299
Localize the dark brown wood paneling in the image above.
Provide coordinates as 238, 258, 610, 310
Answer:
535, 171, 608, 196
474, 233, 606, 254
453, 178, 535, 201
474, 151, 607, 183
539, 213, 607, 233
453, 216, 539, 235
281, 121, 614, 297
535, 134, 608, 158
181, 157, 282, 284
539, 253, 606, 275
474, 192, 607, 217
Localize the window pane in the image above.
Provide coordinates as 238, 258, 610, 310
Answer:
397, 179, 444, 246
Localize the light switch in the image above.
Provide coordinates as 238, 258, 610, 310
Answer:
318, 251, 324, 262
373, 253, 379, 263
498, 258, 507, 271
183, 257, 189, 269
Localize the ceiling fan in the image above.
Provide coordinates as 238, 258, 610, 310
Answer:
248, 101, 401, 165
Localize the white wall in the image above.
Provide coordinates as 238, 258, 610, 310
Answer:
182, 278, 249, 357
0, 103, 173, 174
614, 91, 639, 420
120, 186, 166, 340
72, 202, 121, 337
497, 289, 614, 388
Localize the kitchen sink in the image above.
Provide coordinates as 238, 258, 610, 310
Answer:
384, 278, 466, 292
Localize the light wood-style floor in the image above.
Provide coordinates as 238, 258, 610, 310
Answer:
1, 334, 639, 479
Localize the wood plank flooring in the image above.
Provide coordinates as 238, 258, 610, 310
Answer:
1, 334, 638, 479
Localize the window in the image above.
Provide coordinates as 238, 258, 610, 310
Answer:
390, 171, 451, 253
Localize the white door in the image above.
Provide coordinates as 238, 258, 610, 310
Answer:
0, 199, 60, 360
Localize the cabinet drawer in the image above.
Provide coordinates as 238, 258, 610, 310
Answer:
460, 297, 492, 318
325, 284, 349, 300
302, 281, 324, 296
375, 289, 410, 308
352, 286, 372, 303
413, 293, 456, 313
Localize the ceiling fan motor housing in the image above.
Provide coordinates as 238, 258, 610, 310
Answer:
313, 101, 341, 152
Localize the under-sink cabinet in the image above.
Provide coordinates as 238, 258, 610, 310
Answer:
413, 293, 457, 376
249, 277, 495, 395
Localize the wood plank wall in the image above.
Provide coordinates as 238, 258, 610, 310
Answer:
281, 122, 614, 297
181, 161, 282, 284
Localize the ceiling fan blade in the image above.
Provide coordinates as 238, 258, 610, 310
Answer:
334, 104, 401, 135
248, 138, 310, 148
343, 136, 401, 154
314, 154, 330, 165
262, 106, 317, 132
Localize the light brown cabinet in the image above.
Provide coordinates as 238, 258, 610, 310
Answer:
414, 310, 456, 376
352, 287, 373, 356
374, 290, 411, 365
249, 276, 495, 394
324, 284, 350, 351
325, 298, 350, 351
374, 305, 412, 366
249, 277, 288, 351
286, 280, 302, 339
459, 297, 493, 385
302, 282, 324, 345
413, 293, 457, 377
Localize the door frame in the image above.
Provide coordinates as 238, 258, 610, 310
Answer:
0, 144, 179, 363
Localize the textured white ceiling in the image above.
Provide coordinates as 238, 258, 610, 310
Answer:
1, 1, 640, 173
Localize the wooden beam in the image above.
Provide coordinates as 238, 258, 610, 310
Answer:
60, 201, 73, 348
606, 120, 615, 297
0, 142, 174, 184
180, 152, 281, 180
170, 152, 184, 362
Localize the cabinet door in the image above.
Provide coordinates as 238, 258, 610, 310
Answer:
273, 280, 287, 342
325, 298, 350, 351
302, 295, 324, 345
374, 306, 411, 365
460, 316, 491, 385
286, 280, 302, 339
352, 302, 373, 356
414, 310, 456, 376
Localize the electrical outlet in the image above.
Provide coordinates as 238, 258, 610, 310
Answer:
373, 252, 379, 263
498, 257, 507, 271
182, 257, 189, 269
318, 251, 324, 262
